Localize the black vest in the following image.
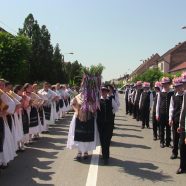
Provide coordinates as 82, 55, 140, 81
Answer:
97, 98, 113, 124
153, 93, 158, 113
159, 91, 174, 115
125, 89, 129, 101
135, 89, 143, 105
132, 90, 136, 103
172, 94, 183, 121
141, 91, 151, 109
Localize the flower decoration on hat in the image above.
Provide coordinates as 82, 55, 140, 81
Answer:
161, 77, 170, 84
136, 81, 142, 86
154, 81, 162, 89
173, 77, 183, 87
181, 71, 186, 83
143, 82, 150, 88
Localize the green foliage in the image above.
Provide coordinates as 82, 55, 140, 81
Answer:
132, 68, 163, 84
64, 60, 83, 86
0, 32, 31, 83
82, 63, 105, 76
1, 13, 99, 86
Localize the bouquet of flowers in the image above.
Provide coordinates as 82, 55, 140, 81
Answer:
80, 63, 104, 116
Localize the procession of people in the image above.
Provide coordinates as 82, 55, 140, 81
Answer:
1, 66, 186, 177
124, 72, 186, 174
0, 80, 74, 170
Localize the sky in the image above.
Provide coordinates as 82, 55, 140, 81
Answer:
1, 0, 186, 81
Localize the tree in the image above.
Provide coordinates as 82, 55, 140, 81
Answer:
0, 32, 31, 83
19, 14, 55, 83
63, 60, 83, 86
52, 43, 64, 83
132, 68, 163, 84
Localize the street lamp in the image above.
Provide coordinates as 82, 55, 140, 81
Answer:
62, 52, 74, 63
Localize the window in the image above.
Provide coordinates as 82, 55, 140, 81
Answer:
161, 63, 163, 70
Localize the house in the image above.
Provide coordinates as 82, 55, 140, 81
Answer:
169, 61, 186, 74
129, 53, 160, 80
0, 26, 7, 33
157, 41, 186, 73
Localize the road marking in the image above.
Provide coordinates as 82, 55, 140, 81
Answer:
86, 146, 101, 186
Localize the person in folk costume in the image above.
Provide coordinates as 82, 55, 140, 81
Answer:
169, 77, 184, 160
13, 85, 29, 149
139, 82, 153, 129
23, 83, 40, 142
134, 81, 143, 121
0, 79, 16, 168
62, 85, 71, 114
152, 81, 162, 140
65, 84, 73, 111
35, 85, 49, 133
32, 83, 47, 136
38, 82, 57, 128
67, 94, 99, 160
128, 83, 134, 115
9, 86, 25, 152
67, 64, 104, 160
97, 86, 118, 165
176, 72, 186, 174
55, 83, 63, 120
4, 81, 21, 151
131, 83, 137, 118
48, 84, 59, 124
58, 85, 65, 118
50, 85, 60, 122
156, 77, 174, 148
107, 84, 119, 132
124, 84, 130, 115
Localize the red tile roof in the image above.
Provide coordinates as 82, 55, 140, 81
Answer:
169, 62, 186, 72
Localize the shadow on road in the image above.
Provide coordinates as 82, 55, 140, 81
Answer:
111, 141, 151, 149
112, 132, 144, 139
114, 126, 141, 132
107, 158, 173, 183
115, 118, 127, 121
0, 118, 70, 186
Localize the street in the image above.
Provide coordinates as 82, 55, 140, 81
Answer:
0, 95, 186, 186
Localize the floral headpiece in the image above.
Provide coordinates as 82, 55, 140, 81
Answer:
143, 82, 150, 88
161, 77, 170, 84
181, 72, 186, 83
173, 77, 183, 87
154, 81, 162, 89
136, 81, 142, 86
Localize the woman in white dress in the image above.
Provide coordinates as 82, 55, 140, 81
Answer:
0, 79, 17, 167
67, 93, 99, 160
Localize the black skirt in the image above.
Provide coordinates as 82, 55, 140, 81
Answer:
0, 117, 4, 152
56, 101, 60, 112
74, 116, 95, 142
29, 107, 39, 127
6, 115, 12, 132
38, 107, 44, 126
59, 99, 64, 108
43, 106, 51, 120
22, 109, 29, 134
64, 100, 68, 107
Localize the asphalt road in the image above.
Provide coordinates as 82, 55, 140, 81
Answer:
0, 94, 186, 186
